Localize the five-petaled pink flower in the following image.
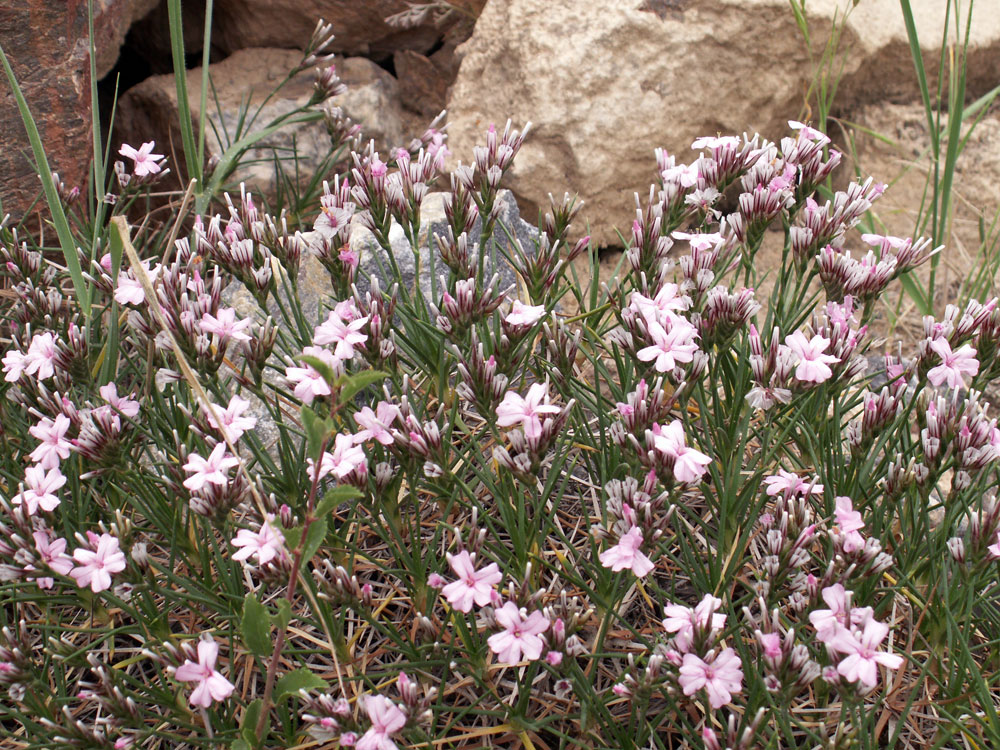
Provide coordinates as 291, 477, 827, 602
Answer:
834, 496, 865, 553
784, 331, 840, 383
119, 141, 164, 177
652, 420, 712, 483
505, 300, 546, 327
313, 310, 369, 361
663, 594, 726, 653
70, 532, 127, 593
599, 526, 655, 577
830, 617, 903, 688
31, 530, 73, 589
357, 694, 407, 750
174, 638, 235, 708
28, 414, 74, 469
353, 402, 401, 446
636, 316, 699, 373
182, 444, 241, 491
18, 465, 66, 514
286, 346, 339, 404
308, 433, 367, 481
678, 648, 744, 709
232, 515, 286, 565
100, 383, 141, 418
200, 308, 252, 343
927, 338, 979, 389
441, 550, 502, 613
488, 602, 550, 665
763, 469, 823, 497
495, 383, 561, 440
204, 395, 257, 443
25, 332, 59, 381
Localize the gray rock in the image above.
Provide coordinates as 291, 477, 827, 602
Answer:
350, 188, 539, 302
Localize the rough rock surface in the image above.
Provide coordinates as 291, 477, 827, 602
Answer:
393, 48, 455, 117
210, 0, 443, 60
115, 48, 408, 199
444, 0, 1000, 246
0, 0, 157, 220
350, 189, 539, 303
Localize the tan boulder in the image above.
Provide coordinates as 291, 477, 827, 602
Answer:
445, 0, 1000, 246
115, 48, 409, 202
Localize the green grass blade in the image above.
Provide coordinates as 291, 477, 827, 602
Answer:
87, 0, 104, 226
197, 111, 323, 213
0, 43, 91, 318
899, 0, 937, 159
197, 0, 214, 168
167, 0, 202, 188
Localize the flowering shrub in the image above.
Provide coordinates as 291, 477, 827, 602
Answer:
3, 44, 1000, 750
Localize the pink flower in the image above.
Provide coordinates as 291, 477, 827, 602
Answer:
763, 469, 823, 497
651, 420, 712, 483
339, 247, 360, 268
313, 310, 369, 361
691, 135, 741, 152
678, 648, 744, 709
834, 496, 865, 553
28, 414, 73, 469
784, 331, 840, 383
788, 120, 831, 145
830, 617, 903, 688
809, 584, 856, 642
17, 465, 66, 514
200, 308, 252, 343
2, 348, 27, 382
598, 526, 655, 577
118, 141, 164, 177
357, 695, 407, 750
114, 274, 146, 306
662, 594, 726, 652
182, 444, 241, 491
100, 383, 140, 418
927, 338, 979, 389
495, 383, 561, 439
30, 530, 73, 589
308, 433, 367, 481
758, 632, 782, 659
232, 515, 286, 565
286, 346, 339, 404
204, 395, 257, 443
671, 231, 724, 252
441, 550, 502, 612
636, 316, 699, 373
988, 530, 1000, 559
174, 638, 235, 707
22, 332, 59, 381
629, 284, 690, 322
314, 201, 353, 240
504, 300, 546, 327
488, 602, 550, 665
70, 533, 127, 593
861, 233, 908, 252
353, 402, 401, 446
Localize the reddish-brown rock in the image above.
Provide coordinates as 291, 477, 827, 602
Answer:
0, 0, 157, 221
393, 48, 453, 117
210, 0, 442, 60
